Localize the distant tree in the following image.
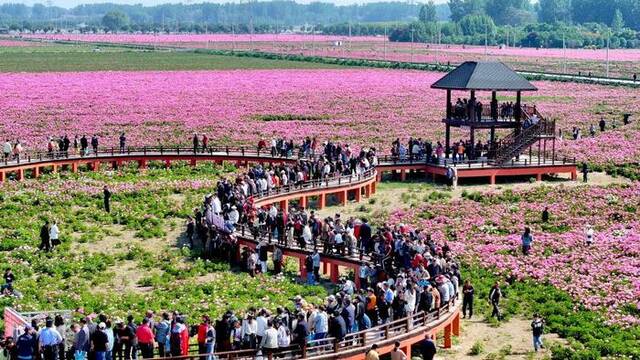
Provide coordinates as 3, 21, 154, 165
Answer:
418, 1, 437, 23
611, 9, 624, 32
459, 14, 495, 36
449, 0, 485, 22
102, 11, 129, 31
486, 0, 534, 25
537, 0, 571, 23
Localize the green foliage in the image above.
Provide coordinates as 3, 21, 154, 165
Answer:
102, 11, 129, 32
418, 1, 437, 23
469, 340, 485, 355
461, 264, 640, 359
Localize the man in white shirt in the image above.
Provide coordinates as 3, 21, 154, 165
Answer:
49, 221, 60, 247
256, 310, 268, 345
39, 317, 63, 360
3, 140, 12, 159
260, 322, 279, 355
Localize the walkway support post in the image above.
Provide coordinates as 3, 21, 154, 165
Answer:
340, 190, 348, 206
444, 323, 452, 348
356, 187, 362, 202
0, 171, 4, 183
453, 312, 460, 336
71, 163, 78, 173
138, 160, 147, 169
330, 264, 339, 283
33, 167, 39, 178
299, 196, 307, 209
299, 257, 307, 280
16, 169, 24, 181
317, 193, 325, 210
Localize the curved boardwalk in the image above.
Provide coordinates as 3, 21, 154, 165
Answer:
0, 146, 462, 359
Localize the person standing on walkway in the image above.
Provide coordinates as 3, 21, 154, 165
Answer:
91, 135, 99, 155
201, 134, 208, 153
192, 134, 199, 154
582, 163, 588, 183
16, 325, 36, 360
103, 186, 112, 213
489, 282, 502, 321
135, 318, 154, 359
39, 317, 63, 360
599, 117, 606, 132
531, 313, 545, 352
3, 139, 11, 160
462, 280, 474, 319
91, 323, 109, 360
119, 133, 126, 154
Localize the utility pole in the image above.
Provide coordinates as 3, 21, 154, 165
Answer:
484, 23, 488, 60
410, 27, 415, 63
606, 29, 610, 78
383, 24, 387, 60
562, 32, 567, 74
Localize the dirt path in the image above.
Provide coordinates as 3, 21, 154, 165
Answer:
441, 317, 563, 360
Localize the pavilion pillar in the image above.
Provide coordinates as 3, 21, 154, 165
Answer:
51, 164, 57, 174
490, 127, 496, 146
400, 169, 407, 181
470, 90, 476, 122
490, 175, 496, 185
491, 91, 498, 120
354, 187, 361, 202
71, 162, 78, 173
190, 158, 197, 167
364, 184, 371, 198
371, 181, 376, 194
0, 171, 5, 183
138, 160, 147, 169
93, 161, 100, 171
445, 124, 451, 158
165, 160, 171, 169
445, 89, 452, 119
33, 167, 40, 178
515, 91, 522, 135
470, 127, 475, 159
16, 169, 24, 181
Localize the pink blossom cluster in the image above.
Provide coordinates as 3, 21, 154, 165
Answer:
388, 184, 640, 325
0, 39, 43, 47
0, 69, 637, 166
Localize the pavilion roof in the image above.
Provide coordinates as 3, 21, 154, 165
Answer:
431, 61, 537, 92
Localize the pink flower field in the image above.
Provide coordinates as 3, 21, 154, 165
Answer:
21, 33, 640, 78
0, 69, 638, 165
22, 33, 384, 44
388, 183, 640, 325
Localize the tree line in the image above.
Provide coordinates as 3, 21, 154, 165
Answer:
0, 0, 638, 49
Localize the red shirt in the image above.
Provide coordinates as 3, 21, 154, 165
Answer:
136, 324, 154, 344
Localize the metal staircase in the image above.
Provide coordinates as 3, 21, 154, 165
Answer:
489, 107, 556, 165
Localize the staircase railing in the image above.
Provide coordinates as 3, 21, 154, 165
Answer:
489, 106, 555, 165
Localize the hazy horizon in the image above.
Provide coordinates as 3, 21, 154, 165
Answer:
4, 0, 449, 9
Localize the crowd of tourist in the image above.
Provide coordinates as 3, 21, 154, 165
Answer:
561, 115, 631, 141
390, 137, 490, 164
